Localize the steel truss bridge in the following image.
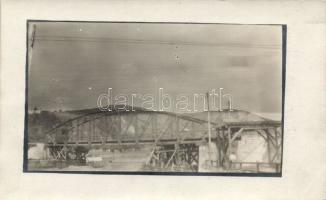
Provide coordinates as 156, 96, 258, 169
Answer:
29, 110, 282, 172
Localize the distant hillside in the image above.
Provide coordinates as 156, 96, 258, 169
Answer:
184, 109, 272, 124
27, 105, 147, 142
27, 107, 276, 142
65, 105, 147, 115
28, 111, 80, 142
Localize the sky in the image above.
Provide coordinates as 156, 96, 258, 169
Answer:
28, 22, 283, 117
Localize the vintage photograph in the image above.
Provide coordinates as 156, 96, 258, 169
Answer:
25, 21, 285, 175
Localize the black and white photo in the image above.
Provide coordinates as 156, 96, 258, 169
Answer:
25, 21, 285, 175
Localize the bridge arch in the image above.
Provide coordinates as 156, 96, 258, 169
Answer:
46, 110, 215, 147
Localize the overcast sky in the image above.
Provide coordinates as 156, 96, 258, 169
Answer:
28, 22, 283, 116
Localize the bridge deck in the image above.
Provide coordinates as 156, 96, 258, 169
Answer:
28, 137, 211, 147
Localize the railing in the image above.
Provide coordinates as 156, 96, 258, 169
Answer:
201, 160, 281, 173
230, 161, 281, 173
